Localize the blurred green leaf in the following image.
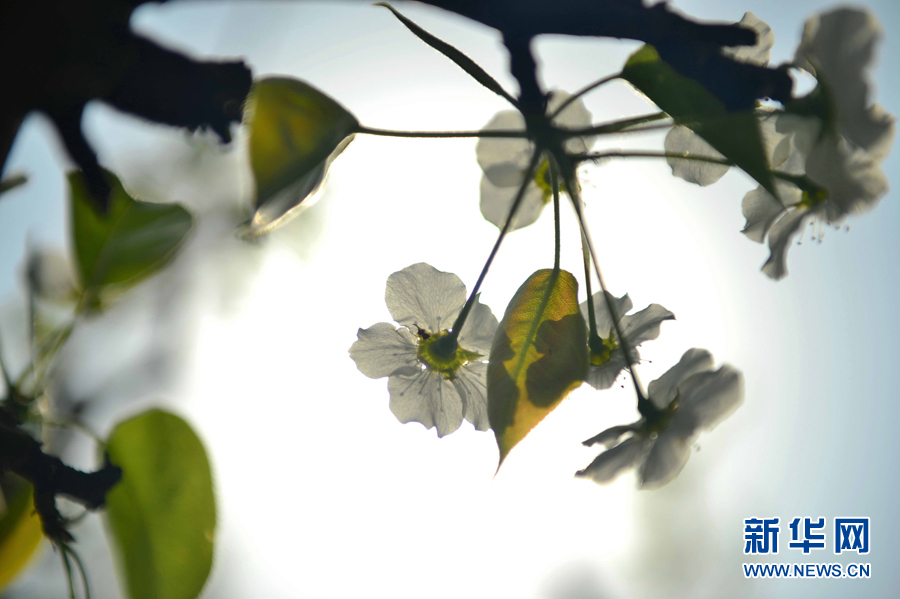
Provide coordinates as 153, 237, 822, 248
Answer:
104, 409, 215, 599
376, 3, 518, 107
621, 45, 777, 197
488, 269, 587, 465
70, 169, 193, 292
245, 77, 358, 235
0, 476, 44, 592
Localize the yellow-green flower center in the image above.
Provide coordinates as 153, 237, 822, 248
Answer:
798, 186, 829, 209
532, 159, 566, 203
645, 394, 679, 435
416, 330, 482, 379
589, 333, 618, 367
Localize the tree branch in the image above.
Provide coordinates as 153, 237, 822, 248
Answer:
0, 422, 121, 541
414, 0, 791, 111
0, 0, 252, 211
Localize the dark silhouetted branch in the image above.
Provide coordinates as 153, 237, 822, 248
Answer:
0, 422, 121, 541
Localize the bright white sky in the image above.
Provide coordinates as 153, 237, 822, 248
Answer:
2, 1, 900, 598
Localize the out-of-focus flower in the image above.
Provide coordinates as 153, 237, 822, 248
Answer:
27, 249, 78, 304
349, 263, 498, 437
722, 12, 775, 66
794, 8, 894, 158
743, 122, 888, 279
475, 91, 592, 230
580, 291, 674, 390
576, 348, 743, 489
742, 8, 894, 279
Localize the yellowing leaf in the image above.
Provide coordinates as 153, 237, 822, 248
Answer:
104, 410, 215, 599
0, 477, 44, 592
621, 45, 778, 198
245, 77, 358, 235
70, 169, 193, 292
488, 269, 587, 464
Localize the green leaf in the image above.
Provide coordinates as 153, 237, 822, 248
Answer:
104, 410, 215, 599
70, 169, 193, 292
488, 269, 587, 465
245, 77, 358, 235
621, 45, 777, 197
376, 3, 519, 108
0, 476, 44, 592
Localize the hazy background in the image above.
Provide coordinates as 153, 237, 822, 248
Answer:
2, 0, 899, 597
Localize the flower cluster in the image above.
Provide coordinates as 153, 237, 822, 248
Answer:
663, 9, 894, 280
349, 263, 497, 437
345, 7, 889, 491
577, 349, 743, 489
475, 91, 592, 230
742, 8, 894, 279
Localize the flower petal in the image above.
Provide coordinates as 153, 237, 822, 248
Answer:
859, 104, 896, 162
479, 175, 546, 231
638, 429, 694, 489
547, 91, 594, 154
388, 369, 464, 437
775, 114, 821, 164
452, 361, 490, 431
806, 136, 888, 221
758, 109, 792, 169
385, 263, 466, 333
795, 8, 894, 155
585, 355, 629, 390
349, 322, 419, 379
647, 348, 714, 410
620, 303, 675, 348
456, 294, 498, 355
582, 424, 639, 448
664, 126, 730, 186
576, 436, 650, 485
722, 12, 774, 66
676, 365, 744, 431
579, 292, 633, 339
476, 110, 532, 187
761, 208, 808, 281
27, 248, 78, 302
741, 182, 799, 244
548, 91, 592, 129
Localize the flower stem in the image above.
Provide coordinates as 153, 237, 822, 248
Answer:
579, 149, 732, 165
549, 158, 562, 271
0, 332, 13, 393
356, 125, 531, 139
449, 149, 543, 340
356, 113, 669, 142
550, 73, 621, 119
580, 238, 599, 344
568, 112, 669, 137
556, 154, 651, 412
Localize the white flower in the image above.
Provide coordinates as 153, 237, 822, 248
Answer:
349, 263, 498, 437
26, 249, 78, 303
475, 91, 592, 231
722, 12, 775, 66
580, 291, 674, 390
794, 8, 894, 159
743, 124, 888, 279
741, 8, 894, 280
576, 348, 743, 489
